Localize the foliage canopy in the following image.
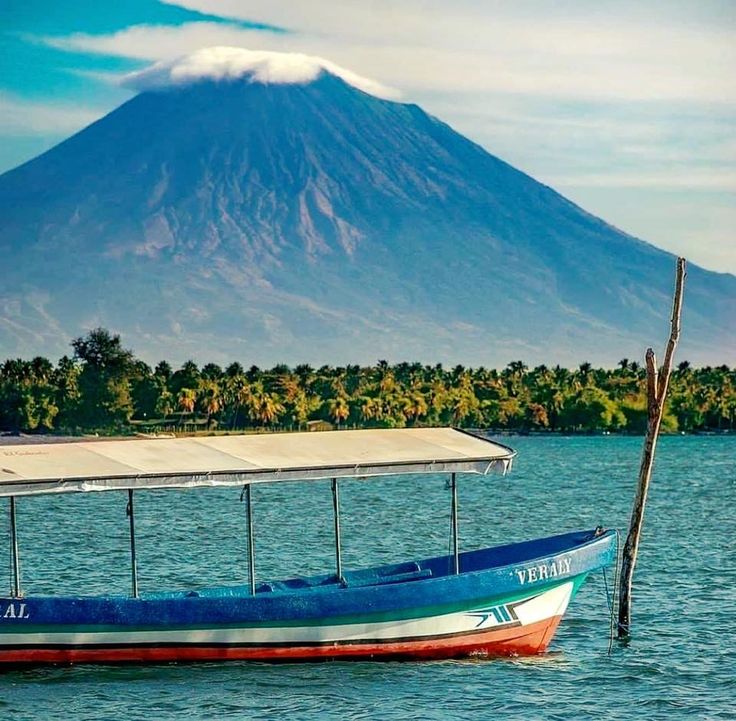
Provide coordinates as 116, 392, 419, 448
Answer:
0, 331, 732, 435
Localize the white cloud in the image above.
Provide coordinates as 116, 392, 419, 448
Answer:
43, 22, 269, 61
154, 0, 736, 104
0, 92, 103, 135
42, 10, 736, 105
551, 169, 736, 192
121, 46, 399, 98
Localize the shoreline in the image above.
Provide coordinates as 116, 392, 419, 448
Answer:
2, 427, 733, 445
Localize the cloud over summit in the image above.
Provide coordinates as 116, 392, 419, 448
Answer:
121, 46, 399, 98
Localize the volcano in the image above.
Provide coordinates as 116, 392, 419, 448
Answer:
1, 47, 734, 365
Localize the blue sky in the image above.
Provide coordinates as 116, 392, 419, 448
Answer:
1, 0, 734, 273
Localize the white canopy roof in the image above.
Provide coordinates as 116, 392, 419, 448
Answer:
0, 428, 515, 498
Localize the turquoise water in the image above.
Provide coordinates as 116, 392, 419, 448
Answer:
1, 436, 734, 720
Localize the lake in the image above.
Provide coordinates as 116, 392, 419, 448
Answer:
1, 435, 734, 720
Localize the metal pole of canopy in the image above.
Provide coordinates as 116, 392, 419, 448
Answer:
9, 497, 21, 598
450, 473, 460, 574
331, 478, 343, 583
126, 489, 139, 599
245, 485, 256, 596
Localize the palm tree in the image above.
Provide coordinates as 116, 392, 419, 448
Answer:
177, 387, 197, 428
154, 360, 172, 381
278, 373, 301, 402
248, 384, 285, 427
357, 395, 381, 424
449, 386, 480, 426
506, 360, 528, 378
30, 356, 53, 383
155, 390, 174, 418
328, 396, 350, 428
177, 388, 196, 414
331, 368, 347, 396
287, 390, 315, 429
504, 361, 528, 397
198, 380, 222, 427
201, 363, 223, 382
219, 373, 250, 429
404, 392, 428, 425
577, 362, 593, 386
294, 364, 315, 390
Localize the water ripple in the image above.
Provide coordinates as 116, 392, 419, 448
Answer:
1, 435, 734, 720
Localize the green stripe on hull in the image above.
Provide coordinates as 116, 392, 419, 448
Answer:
1, 574, 589, 636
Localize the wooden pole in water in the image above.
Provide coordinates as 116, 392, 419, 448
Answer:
617, 257, 686, 639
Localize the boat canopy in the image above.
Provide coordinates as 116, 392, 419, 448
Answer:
0, 428, 515, 498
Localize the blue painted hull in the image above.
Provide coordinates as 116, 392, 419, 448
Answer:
0, 529, 616, 665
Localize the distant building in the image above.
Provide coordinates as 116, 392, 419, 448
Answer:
306, 420, 334, 432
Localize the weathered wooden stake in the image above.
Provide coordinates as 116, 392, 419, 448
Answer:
617, 257, 686, 639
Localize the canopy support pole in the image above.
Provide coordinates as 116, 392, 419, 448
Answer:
450, 473, 460, 574
245, 485, 256, 596
9, 497, 21, 598
126, 489, 139, 599
331, 478, 343, 583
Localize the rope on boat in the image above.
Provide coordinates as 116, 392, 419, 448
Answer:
602, 529, 622, 655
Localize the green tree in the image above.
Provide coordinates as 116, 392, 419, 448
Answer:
198, 379, 222, 427
72, 328, 135, 429
560, 387, 625, 432
177, 388, 197, 414
327, 395, 350, 427
248, 384, 285, 426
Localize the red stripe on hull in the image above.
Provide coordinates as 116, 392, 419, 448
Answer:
0, 616, 564, 666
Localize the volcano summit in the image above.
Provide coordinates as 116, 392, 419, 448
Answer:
0, 48, 734, 365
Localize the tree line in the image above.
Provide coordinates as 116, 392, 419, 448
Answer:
0, 328, 733, 435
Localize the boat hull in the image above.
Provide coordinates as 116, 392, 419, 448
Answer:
0, 529, 615, 666
0, 619, 565, 665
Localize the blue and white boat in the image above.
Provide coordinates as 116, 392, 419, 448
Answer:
0, 428, 616, 665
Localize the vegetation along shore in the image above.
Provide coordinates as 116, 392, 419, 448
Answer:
0, 329, 733, 436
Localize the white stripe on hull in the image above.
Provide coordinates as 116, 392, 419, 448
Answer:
0, 583, 573, 647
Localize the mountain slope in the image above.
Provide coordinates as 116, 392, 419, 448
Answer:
0, 55, 734, 365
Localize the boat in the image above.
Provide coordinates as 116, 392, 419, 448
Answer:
0, 428, 616, 665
